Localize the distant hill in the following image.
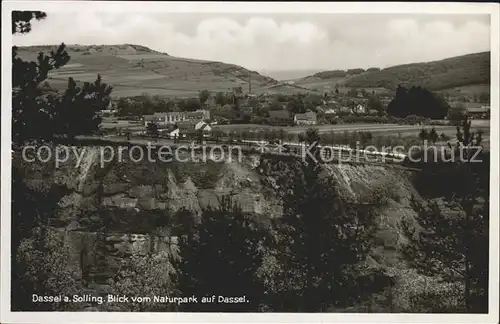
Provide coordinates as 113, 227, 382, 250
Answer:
295, 52, 490, 92
16, 44, 278, 98
258, 69, 326, 81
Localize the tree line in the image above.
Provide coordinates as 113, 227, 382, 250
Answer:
387, 85, 449, 119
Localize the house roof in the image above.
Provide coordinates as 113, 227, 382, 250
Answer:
295, 111, 317, 121
268, 110, 292, 119
166, 111, 186, 117
198, 123, 211, 131
159, 125, 179, 133
144, 115, 162, 121
467, 107, 490, 113
186, 109, 209, 116
176, 120, 199, 130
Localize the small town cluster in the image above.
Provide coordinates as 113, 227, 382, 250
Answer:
97, 85, 490, 141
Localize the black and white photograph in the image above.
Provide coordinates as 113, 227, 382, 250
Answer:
1, 1, 499, 323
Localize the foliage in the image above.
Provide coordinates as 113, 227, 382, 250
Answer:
146, 122, 159, 137
215, 91, 229, 106
477, 92, 490, 104
391, 268, 465, 312
55, 76, 112, 138
175, 200, 267, 311
313, 69, 348, 79
387, 85, 449, 119
403, 115, 489, 313
12, 10, 47, 34
418, 128, 428, 144
267, 99, 284, 111
263, 159, 377, 311
440, 132, 450, 142
305, 127, 321, 145
199, 89, 211, 104
428, 128, 439, 144
15, 227, 81, 311
367, 95, 384, 112
12, 11, 112, 144
344, 52, 490, 91
286, 96, 306, 114
104, 252, 179, 311
447, 104, 467, 126
187, 162, 222, 189
178, 97, 202, 112
364, 182, 401, 206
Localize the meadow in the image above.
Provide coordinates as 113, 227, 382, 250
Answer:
16, 44, 277, 98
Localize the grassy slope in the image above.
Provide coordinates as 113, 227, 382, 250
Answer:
295, 52, 491, 93
16, 44, 279, 98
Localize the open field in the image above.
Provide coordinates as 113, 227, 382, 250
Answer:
213, 120, 491, 150
17, 44, 280, 98
213, 121, 490, 135
437, 84, 490, 97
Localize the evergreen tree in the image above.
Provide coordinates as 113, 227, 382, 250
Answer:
403, 115, 489, 312
11, 11, 114, 310
428, 128, 439, 144
265, 154, 377, 311
367, 95, 383, 113
199, 89, 211, 104
12, 11, 112, 145
387, 85, 449, 119
418, 128, 429, 144
175, 198, 267, 311
146, 122, 159, 137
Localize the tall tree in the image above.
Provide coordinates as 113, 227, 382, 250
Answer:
12, 11, 112, 145
266, 158, 377, 311
146, 122, 159, 138
11, 12, 113, 310
367, 95, 383, 113
199, 89, 211, 105
387, 85, 449, 119
175, 198, 266, 311
403, 115, 489, 312
418, 128, 429, 144
428, 128, 439, 144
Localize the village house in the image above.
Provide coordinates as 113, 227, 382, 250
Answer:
98, 101, 118, 117
354, 104, 366, 114
268, 110, 293, 125
185, 109, 211, 121
467, 106, 490, 119
143, 110, 210, 126
98, 109, 118, 117
176, 120, 212, 138
294, 111, 317, 125
323, 108, 337, 115
158, 124, 180, 139
143, 112, 166, 126
338, 106, 353, 114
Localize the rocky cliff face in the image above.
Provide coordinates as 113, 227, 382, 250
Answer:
14, 145, 464, 311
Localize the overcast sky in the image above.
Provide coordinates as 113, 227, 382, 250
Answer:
13, 12, 490, 71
